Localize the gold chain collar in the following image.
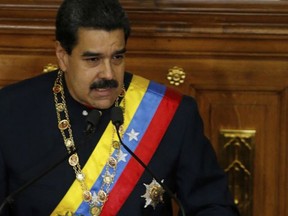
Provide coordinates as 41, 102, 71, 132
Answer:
53, 70, 125, 215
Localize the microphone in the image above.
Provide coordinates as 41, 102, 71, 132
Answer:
110, 107, 186, 216
85, 110, 102, 134
0, 109, 102, 215
111, 106, 123, 129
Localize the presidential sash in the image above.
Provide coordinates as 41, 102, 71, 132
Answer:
51, 75, 182, 216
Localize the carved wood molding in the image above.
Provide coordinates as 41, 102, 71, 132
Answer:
1, 0, 288, 38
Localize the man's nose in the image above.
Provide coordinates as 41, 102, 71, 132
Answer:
99, 59, 114, 79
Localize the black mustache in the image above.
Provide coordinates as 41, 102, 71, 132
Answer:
90, 79, 119, 90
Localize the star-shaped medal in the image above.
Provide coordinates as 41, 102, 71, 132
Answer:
102, 171, 114, 184
91, 191, 100, 206
141, 179, 165, 209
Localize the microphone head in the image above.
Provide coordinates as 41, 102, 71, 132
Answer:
111, 106, 124, 128
85, 110, 102, 134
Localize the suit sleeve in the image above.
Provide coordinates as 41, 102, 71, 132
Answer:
172, 96, 239, 215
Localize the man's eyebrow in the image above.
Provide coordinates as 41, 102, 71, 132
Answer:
114, 48, 126, 55
81, 48, 127, 58
81, 51, 101, 57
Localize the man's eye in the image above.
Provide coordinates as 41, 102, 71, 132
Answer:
114, 54, 124, 59
83, 57, 102, 66
85, 57, 101, 62
112, 54, 125, 64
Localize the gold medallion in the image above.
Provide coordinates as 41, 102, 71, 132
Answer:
108, 156, 117, 168
90, 206, 101, 216
112, 140, 120, 149
83, 190, 92, 202
119, 125, 124, 134
58, 119, 69, 130
53, 84, 62, 93
76, 172, 85, 181
103, 171, 114, 184
64, 138, 73, 148
56, 103, 65, 112
68, 154, 79, 166
97, 190, 108, 203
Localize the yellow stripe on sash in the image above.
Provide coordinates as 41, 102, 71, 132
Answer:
51, 75, 149, 215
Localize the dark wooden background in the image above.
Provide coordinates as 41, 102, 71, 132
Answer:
1, 0, 288, 215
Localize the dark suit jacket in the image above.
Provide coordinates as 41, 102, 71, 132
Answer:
0, 71, 239, 215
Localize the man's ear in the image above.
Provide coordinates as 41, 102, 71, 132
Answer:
55, 41, 69, 71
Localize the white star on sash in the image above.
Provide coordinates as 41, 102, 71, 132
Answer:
91, 191, 100, 205
118, 149, 128, 162
126, 128, 140, 141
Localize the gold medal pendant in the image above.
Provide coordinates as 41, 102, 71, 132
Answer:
90, 206, 102, 216
141, 179, 165, 209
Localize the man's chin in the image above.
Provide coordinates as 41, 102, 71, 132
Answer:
88, 89, 121, 109
89, 99, 116, 110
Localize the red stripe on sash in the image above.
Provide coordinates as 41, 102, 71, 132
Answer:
101, 88, 182, 216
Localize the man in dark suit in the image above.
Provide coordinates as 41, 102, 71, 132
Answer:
0, 0, 239, 215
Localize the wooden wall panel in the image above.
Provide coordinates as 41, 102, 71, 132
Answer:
197, 91, 280, 216
0, 54, 57, 86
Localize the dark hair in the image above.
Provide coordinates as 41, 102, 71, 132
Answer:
55, 0, 131, 54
